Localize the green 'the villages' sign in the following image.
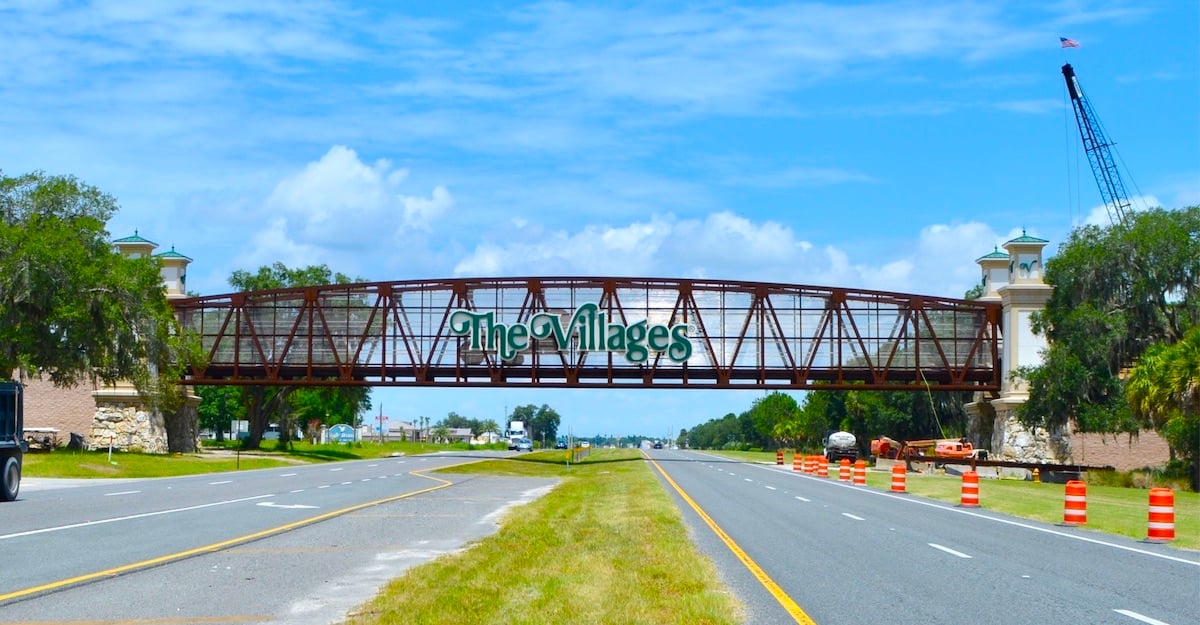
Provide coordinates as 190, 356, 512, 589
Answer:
448, 303, 692, 364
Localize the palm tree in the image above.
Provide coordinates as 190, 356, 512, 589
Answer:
1127, 326, 1200, 487
481, 419, 500, 443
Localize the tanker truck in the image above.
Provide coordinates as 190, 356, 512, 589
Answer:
822, 430, 858, 463
0, 381, 26, 502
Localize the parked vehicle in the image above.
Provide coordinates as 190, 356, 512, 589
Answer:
1, 382, 26, 502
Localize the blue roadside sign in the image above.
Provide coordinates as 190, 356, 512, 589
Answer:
328, 423, 355, 443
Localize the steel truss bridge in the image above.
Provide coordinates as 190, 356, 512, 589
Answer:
172, 277, 1002, 391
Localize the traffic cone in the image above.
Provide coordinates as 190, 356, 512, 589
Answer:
1062, 480, 1087, 525
838, 458, 851, 481
1146, 488, 1175, 542
890, 463, 906, 493
852, 460, 867, 486
817, 456, 829, 478
959, 471, 980, 507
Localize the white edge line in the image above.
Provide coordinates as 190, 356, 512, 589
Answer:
0, 494, 273, 540
103, 490, 141, 497
280, 473, 297, 477
208, 480, 232, 485
749, 462, 1200, 567
1113, 608, 1172, 625
928, 543, 972, 558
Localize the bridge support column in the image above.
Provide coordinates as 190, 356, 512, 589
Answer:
88, 382, 200, 454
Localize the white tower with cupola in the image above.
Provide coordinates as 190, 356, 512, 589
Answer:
965, 231, 1068, 462
89, 232, 197, 453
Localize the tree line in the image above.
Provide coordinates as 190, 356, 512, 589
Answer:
681, 388, 973, 453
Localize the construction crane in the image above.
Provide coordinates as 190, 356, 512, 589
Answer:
1062, 63, 1133, 225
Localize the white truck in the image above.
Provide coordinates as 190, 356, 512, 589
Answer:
822, 430, 858, 463
1, 382, 26, 502
506, 420, 527, 450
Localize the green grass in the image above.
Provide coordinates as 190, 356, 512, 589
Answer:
21, 439, 507, 479
344, 449, 742, 625
20, 450, 294, 477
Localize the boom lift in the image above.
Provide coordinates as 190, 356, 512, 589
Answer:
1062, 63, 1133, 225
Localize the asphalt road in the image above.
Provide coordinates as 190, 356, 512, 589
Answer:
0, 452, 557, 624
646, 448, 1199, 625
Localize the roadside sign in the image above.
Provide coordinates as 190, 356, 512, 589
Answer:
328, 423, 355, 443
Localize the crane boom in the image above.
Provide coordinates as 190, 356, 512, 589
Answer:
1062, 63, 1132, 225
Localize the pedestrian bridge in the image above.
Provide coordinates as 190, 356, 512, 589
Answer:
171, 277, 1001, 391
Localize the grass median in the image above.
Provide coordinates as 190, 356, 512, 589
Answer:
344, 448, 742, 625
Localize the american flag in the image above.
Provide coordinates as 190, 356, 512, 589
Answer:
1060, 37, 1080, 48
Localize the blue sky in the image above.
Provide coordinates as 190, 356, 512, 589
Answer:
2, 1, 1197, 438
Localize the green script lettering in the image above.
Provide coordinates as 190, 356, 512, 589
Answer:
449, 304, 692, 364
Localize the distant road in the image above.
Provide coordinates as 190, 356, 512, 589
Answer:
646, 448, 1199, 625
1, 452, 556, 624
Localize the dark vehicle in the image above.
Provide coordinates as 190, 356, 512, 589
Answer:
554, 440, 568, 449
653, 441, 663, 449
1, 382, 26, 502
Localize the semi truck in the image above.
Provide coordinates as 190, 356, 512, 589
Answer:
1, 381, 26, 502
506, 420, 528, 450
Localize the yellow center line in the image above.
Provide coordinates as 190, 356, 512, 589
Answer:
0, 465, 460, 603
646, 455, 818, 625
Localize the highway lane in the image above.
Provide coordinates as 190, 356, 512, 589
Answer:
0, 451, 548, 614
647, 449, 1199, 625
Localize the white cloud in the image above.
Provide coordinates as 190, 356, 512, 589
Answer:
453, 210, 1003, 299
1078, 194, 1163, 227
265, 145, 453, 246
233, 216, 325, 271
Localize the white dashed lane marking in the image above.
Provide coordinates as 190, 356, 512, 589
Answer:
928, 543, 972, 559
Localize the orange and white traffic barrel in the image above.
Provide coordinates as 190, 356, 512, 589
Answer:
890, 463, 907, 493
959, 471, 980, 507
805, 456, 816, 474
1063, 480, 1087, 525
1146, 488, 1175, 542
838, 458, 851, 481
793, 453, 802, 472
817, 456, 829, 478
852, 460, 867, 486
776, 449, 784, 465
